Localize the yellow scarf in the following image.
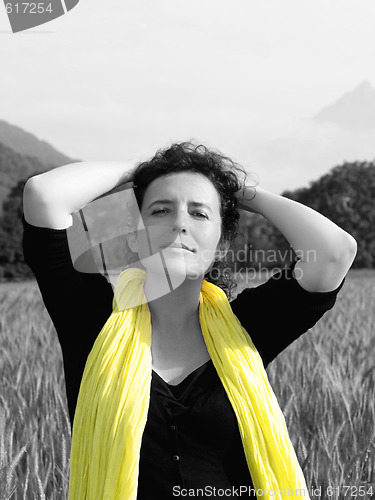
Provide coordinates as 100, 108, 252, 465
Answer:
68, 268, 310, 499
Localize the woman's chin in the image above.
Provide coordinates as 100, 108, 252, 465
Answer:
139, 253, 186, 289
142, 261, 209, 290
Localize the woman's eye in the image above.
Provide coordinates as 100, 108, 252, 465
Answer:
151, 208, 169, 215
193, 212, 209, 219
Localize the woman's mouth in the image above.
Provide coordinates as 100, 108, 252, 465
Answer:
160, 242, 195, 253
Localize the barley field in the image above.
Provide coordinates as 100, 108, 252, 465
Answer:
0, 271, 374, 499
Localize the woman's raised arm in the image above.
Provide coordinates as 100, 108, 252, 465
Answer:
237, 186, 357, 293
23, 160, 137, 229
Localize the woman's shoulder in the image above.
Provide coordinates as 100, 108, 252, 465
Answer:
230, 263, 345, 366
22, 213, 72, 270
22, 213, 104, 275
21, 212, 114, 314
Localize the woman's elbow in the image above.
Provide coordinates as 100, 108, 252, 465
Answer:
319, 232, 357, 286
334, 232, 357, 268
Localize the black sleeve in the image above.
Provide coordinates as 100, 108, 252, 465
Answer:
22, 214, 114, 423
230, 263, 345, 368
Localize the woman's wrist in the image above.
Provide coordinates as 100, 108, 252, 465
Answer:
236, 185, 264, 214
92, 178, 135, 202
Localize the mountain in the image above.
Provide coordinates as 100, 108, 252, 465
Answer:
0, 141, 49, 216
255, 81, 375, 193
0, 141, 48, 186
0, 119, 73, 168
0, 120, 75, 216
313, 81, 375, 130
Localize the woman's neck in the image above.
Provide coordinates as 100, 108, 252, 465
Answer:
144, 274, 202, 335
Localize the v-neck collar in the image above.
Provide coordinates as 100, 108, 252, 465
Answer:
152, 359, 213, 401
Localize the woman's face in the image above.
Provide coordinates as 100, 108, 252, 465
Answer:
134, 172, 224, 282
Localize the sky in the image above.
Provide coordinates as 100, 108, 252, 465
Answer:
1, 0, 375, 191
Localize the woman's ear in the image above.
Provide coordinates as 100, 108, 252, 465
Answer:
124, 202, 141, 255
126, 231, 138, 254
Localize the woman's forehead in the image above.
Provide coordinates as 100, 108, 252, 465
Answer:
143, 172, 220, 206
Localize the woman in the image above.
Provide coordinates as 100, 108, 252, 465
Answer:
22, 142, 356, 499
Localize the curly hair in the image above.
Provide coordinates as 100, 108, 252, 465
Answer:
132, 141, 247, 299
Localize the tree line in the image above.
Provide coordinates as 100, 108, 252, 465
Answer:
0, 161, 374, 281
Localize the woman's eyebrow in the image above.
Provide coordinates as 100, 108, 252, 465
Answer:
146, 200, 213, 212
147, 198, 212, 212
189, 202, 213, 213
146, 199, 174, 210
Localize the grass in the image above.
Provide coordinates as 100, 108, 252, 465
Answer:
0, 282, 70, 499
0, 271, 374, 499
267, 276, 375, 497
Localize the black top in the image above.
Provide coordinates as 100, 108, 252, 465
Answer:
22, 215, 345, 499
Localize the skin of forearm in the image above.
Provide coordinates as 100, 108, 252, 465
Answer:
27, 161, 136, 215
238, 186, 357, 291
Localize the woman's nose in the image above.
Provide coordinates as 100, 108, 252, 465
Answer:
171, 211, 188, 234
